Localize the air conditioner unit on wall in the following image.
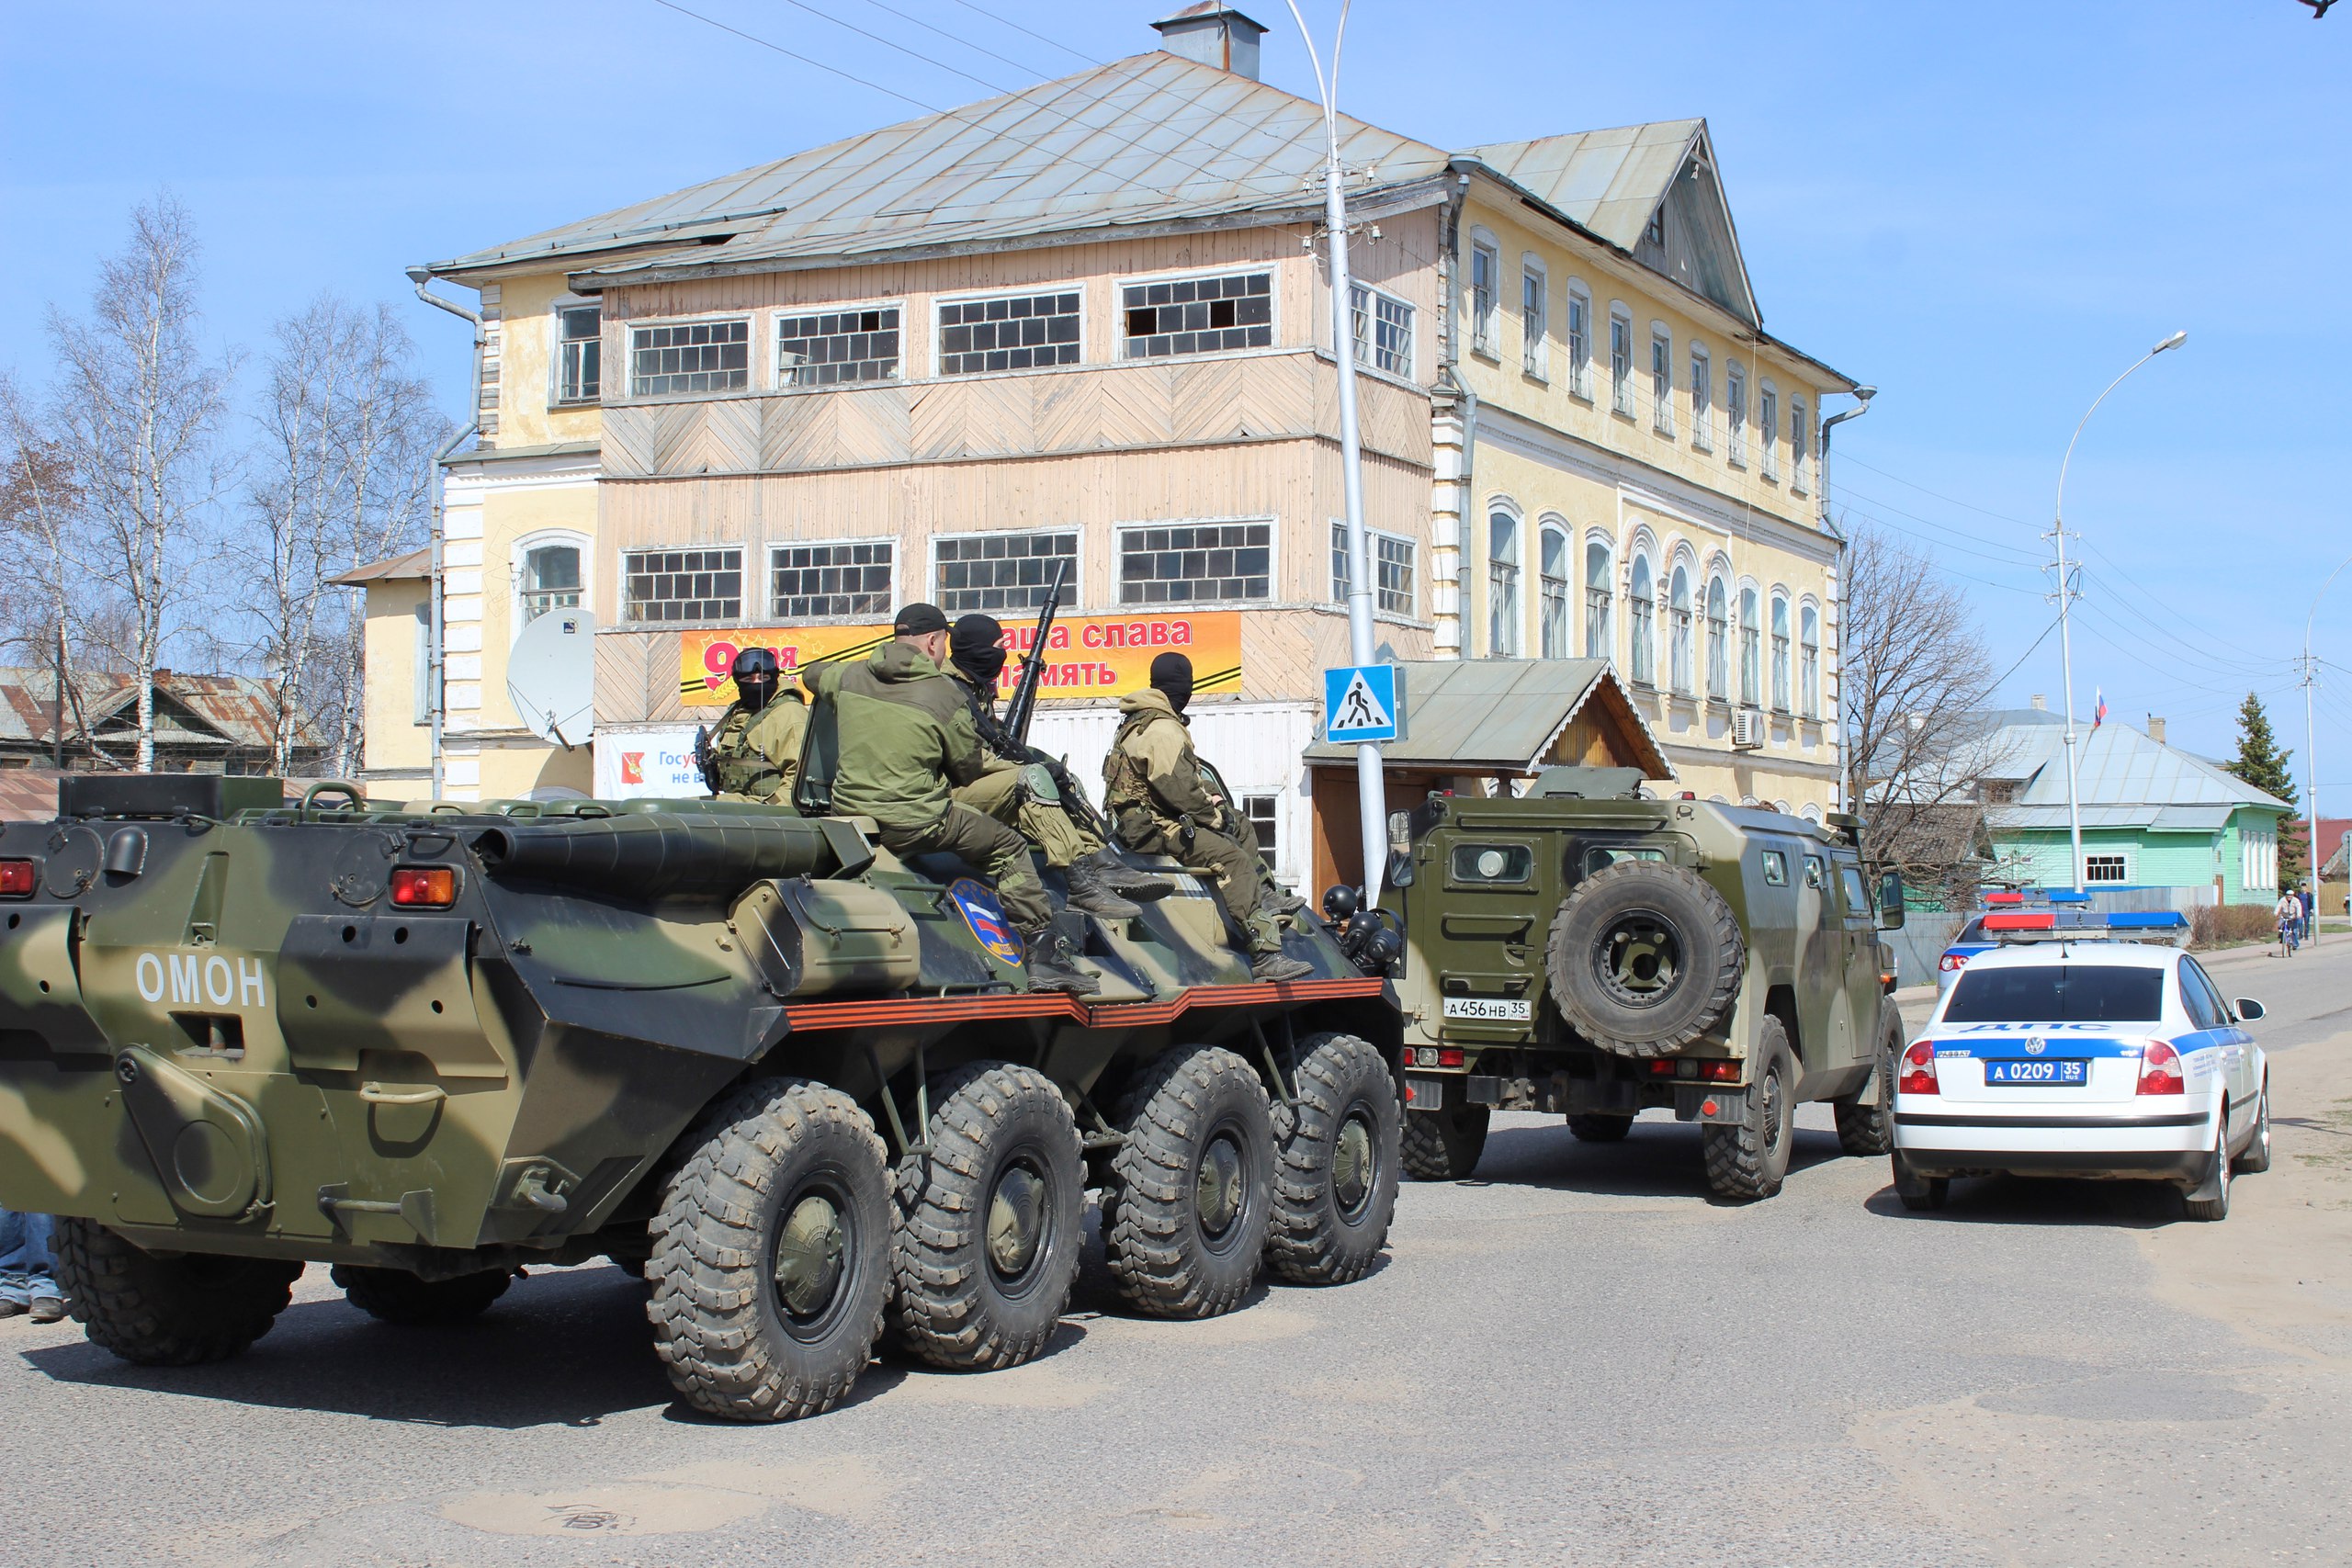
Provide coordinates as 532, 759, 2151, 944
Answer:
1732, 707, 1766, 750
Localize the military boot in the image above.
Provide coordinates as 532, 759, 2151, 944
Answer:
1251, 950, 1314, 983
1086, 850, 1174, 903
1026, 931, 1102, 996
1064, 856, 1144, 920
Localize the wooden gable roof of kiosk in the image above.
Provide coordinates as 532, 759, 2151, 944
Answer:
1302, 660, 1673, 893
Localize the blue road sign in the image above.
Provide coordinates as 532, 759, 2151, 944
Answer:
1324, 663, 1404, 743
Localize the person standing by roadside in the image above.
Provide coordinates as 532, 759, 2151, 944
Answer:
0, 1208, 63, 1324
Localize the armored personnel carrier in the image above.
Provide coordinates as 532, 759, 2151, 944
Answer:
1374, 767, 1906, 1201
0, 774, 1400, 1421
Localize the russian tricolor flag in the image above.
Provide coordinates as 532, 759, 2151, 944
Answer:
2094, 688, 2108, 728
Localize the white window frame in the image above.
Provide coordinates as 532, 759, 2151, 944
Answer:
1738, 581, 1762, 705
1348, 282, 1417, 380
1668, 560, 1694, 695
930, 528, 1084, 615
1114, 265, 1278, 361
1609, 303, 1634, 417
549, 298, 601, 408
1469, 231, 1499, 358
627, 314, 754, 400
1330, 521, 1419, 618
1520, 256, 1548, 380
1114, 516, 1278, 609
1798, 599, 1821, 719
1487, 502, 1522, 659
512, 528, 590, 644
621, 542, 747, 626
933, 287, 1086, 378
1705, 571, 1731, 700
1688, 342, 1712, 454
1584, 534, 1614, 662
1628, 552, 1656, 687
1725, 359, 1747, 468
1650, 322, 1675, 436
767, 535, 899, 623
1538, 520, 1570, 659
2085, 852, 2131, 886
773, 298, 906, 389
1790, 395, 1811, 495
1770, 589, 1792, 713
1565, 281, 1592, 400
1758, 379, 1781, 482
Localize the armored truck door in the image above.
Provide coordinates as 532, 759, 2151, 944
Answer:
1834, 862, 1881, 1066
1797, 852, 1849, 1065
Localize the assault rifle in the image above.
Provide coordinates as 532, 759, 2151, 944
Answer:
978, 558, 1113, 840
1000, 556, 1068, 745
693, 723, 720, 796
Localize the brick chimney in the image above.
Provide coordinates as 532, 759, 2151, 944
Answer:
1152, 4, 1267, 79
2147, 716, 2166, 744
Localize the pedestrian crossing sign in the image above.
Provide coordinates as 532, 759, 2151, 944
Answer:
1324, 663, 1404, 743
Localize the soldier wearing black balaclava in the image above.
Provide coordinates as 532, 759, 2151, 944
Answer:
940, 614, 1170, 919
704, 645, 806, 807
1102, 652, 1311, 981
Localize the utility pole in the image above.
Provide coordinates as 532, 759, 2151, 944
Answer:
2049, 331, 2186, 893
1285, 0, 1388, 905
2302, 549, 2352, 942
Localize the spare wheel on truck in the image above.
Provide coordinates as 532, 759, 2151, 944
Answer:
1544, 860, 1746, 1057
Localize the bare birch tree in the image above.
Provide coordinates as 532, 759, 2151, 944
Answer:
43, 196, 232, 771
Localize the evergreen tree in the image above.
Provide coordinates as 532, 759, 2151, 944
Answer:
2223, 693, 2305, 888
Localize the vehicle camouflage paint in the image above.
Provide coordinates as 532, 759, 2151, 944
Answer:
0, 773, 1402, 1419
1376, 767, 1907, 1200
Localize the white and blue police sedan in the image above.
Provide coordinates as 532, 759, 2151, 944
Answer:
1891, 941, 2270, 1220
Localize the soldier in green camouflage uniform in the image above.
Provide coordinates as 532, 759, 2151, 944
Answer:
705, 647, 807, 807
1103, 652, 1313, 982
803, 604, 1096, 994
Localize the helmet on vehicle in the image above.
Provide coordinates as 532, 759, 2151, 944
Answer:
730, 646, 781, 712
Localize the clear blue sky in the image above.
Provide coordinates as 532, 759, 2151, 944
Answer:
5, 1, 2347, 810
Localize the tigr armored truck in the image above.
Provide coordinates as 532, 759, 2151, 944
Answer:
1376, 767, 1906, 1200
0, 774, 1402, 1421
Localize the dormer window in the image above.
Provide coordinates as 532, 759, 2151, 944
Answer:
1644, 208, 1666, 247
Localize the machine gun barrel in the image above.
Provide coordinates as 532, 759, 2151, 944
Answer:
470, 813, 840, 897
1001, 557, 1069, 746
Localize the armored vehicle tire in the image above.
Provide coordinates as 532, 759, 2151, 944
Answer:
1104, 1045, 1274, 1318
1544, 861, 1746, 1058
1566, 1113, 1636, 1143
1400, 1101, 1488, 1180
51, 1218, 302, 1367
891, 1062, 1086, 1371
1267, 1033, 1401, 1286
331, 1265, 515, 1326
1701, 1019, 1797, 1201
646, 1077, 892, 1422
1834, 1008, 1905, 1157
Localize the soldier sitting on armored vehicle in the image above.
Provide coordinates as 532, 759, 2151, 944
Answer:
1104, 652, 1313, 983
801, 602, 1097, 994
942, 613, 1172, 921
699, 646, 807, 807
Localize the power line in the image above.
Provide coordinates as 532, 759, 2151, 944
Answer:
1837, 452, 2041, 530
852, 0, 1069, 83
944, 0, 1100, 65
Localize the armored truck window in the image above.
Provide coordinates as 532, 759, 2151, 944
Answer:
1451, 844, 1532, 884
1838, 866, 1872, 924
629, 319, 750, 397
1945, 964, 2164, 1024
938, 291, 1080, 375
1760, 851, 1787, 886
1122, 271, 1271, 358
1582, 845, 1665, 876
1803, 855, 1825, 889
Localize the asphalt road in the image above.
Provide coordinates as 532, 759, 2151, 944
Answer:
6, 942, 2349, 1568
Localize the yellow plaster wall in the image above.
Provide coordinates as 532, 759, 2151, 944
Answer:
359, 581, 429, 774
470, 480, 599, 734
492, 270, 603, 452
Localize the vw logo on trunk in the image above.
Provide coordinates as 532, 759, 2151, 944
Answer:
2025, 1036, 2046, 1055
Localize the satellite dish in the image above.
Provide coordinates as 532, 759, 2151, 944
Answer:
507, 608, 595, 750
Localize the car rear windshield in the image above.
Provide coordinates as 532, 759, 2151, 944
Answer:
1944, 964, 2164, 1024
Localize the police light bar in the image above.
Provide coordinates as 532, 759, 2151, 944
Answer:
2046, 890, 2095, 904
1982, 909, 2188, 945
1984, 892, 2025, 906
1982, 911, 2055, 931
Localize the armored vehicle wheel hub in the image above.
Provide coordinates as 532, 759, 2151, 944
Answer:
1758, 1067, 1783, 1156
1332, 1111, 1376, 1220
985, 1159, 1048, 1283
1596, 913, 1684, 1007
1195, 1133, 1246, 1240
772, 1189, 848, 1325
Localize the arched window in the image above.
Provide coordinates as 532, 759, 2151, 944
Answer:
1669, 565, 1693, 695
1739, 585, 1761, 705
1705, 575, 1729, 699
1584, 540, 1612, 661
1628, 556, 1655, 685
1770, 592, 1791, 711
1488, 510, 1521, 657
1539, 525, 1569, 658
520, 543, 582, 624
1799, 604, 1821, 719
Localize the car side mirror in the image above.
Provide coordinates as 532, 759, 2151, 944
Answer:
1385, 847, 1416, 889
1877, 870, 1905, 931
2233, 998, 2265, 1021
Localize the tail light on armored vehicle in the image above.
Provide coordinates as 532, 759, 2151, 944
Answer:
1897, 1040, 1940, 1096
1646, 1058, 1740, 1082
2136, 1040, 2185, 1096
1406, 1046, 1466, 1069
0, 860, 32, 897
389, 866, 458, 908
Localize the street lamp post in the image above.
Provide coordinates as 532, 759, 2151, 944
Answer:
1285, 0, 1389, 905
2302, 550, 2352, 942
2049, 330, 2187, 893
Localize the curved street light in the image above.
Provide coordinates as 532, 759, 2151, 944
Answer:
2048, 330, 2188, 892
2302, 549, 2352, 942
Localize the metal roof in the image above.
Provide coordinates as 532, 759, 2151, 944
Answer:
1301, 659, 1672, 778
1464, 120, 1705, 252
332, 546, 431, 586
1979, 713, 2290, 831
0, 669, 322, 753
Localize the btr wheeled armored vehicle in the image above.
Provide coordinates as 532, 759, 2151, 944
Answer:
0, 773, 1400, 1421
1376, 767, 1906, 1201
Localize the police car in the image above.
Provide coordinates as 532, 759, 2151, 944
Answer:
1935, 891, 2109, 994
1892, 922, 2270, 1220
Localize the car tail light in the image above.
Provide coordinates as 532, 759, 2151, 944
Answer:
1897, 1040, 1939, 1096
2136, 1040, 2185, 1096
1939, 953, 1969, 974
390, 866, 457, 908
1647, 1058, 1740, 1082
0, 860, 33, 897
1436, 1047, 1465, 1068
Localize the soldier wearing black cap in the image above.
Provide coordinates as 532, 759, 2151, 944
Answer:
942, 613, 1172, 919
1102, 651, 1312, 982
801, 602, 1096, 993
703, 645, 807, 807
